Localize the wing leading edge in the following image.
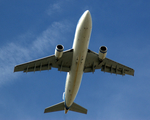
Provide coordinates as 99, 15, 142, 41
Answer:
14, 49, 73, 73
84, 49, 134, 76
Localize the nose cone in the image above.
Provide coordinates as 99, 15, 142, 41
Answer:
83, 10, 91, 21
84, 10, 90, 16
79, 10, 92, 27
77, 10, 92, 26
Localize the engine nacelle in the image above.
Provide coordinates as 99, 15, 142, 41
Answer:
99, 46, 107, 60
55, 44, 64, 59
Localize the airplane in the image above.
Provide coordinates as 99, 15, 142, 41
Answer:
14, 10, 134, 114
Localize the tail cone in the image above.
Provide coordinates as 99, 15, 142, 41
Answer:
64, 107, 69, 114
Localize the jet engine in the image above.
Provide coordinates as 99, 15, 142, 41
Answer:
55, 44, 64, 59
99, 46, 107, 60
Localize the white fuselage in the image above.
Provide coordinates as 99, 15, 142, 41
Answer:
65, 10, 92, 109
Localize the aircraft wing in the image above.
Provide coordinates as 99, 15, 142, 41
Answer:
14, 49, 73, 73
84, 49, 134, 76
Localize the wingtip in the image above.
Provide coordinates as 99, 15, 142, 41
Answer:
14, 66, 17, 73
13, 67, 16, 73
132, 73, 134, 76
44, 110, 46, 113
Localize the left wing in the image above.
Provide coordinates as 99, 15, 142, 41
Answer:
84, 49, 134, 76
14, 49, 73, 73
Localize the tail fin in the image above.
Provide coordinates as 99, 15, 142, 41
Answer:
44, 101, 87, 114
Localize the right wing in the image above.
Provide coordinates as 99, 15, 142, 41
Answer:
14, 49, 73, 73
84, 49, 134, 76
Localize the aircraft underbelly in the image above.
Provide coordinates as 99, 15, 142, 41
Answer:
65, 42, 87, 107
65, 14, 92, 107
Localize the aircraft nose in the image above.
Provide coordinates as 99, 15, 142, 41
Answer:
76, 10, 92, 30
84, 10, 91, 20
85, 10, 90, 15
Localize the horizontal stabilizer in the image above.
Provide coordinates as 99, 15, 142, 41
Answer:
44, 101, 87, 114
69, 102, 87, 114
44, 101, 64, 113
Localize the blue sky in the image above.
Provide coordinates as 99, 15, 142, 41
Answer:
0, 0, 150, 120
